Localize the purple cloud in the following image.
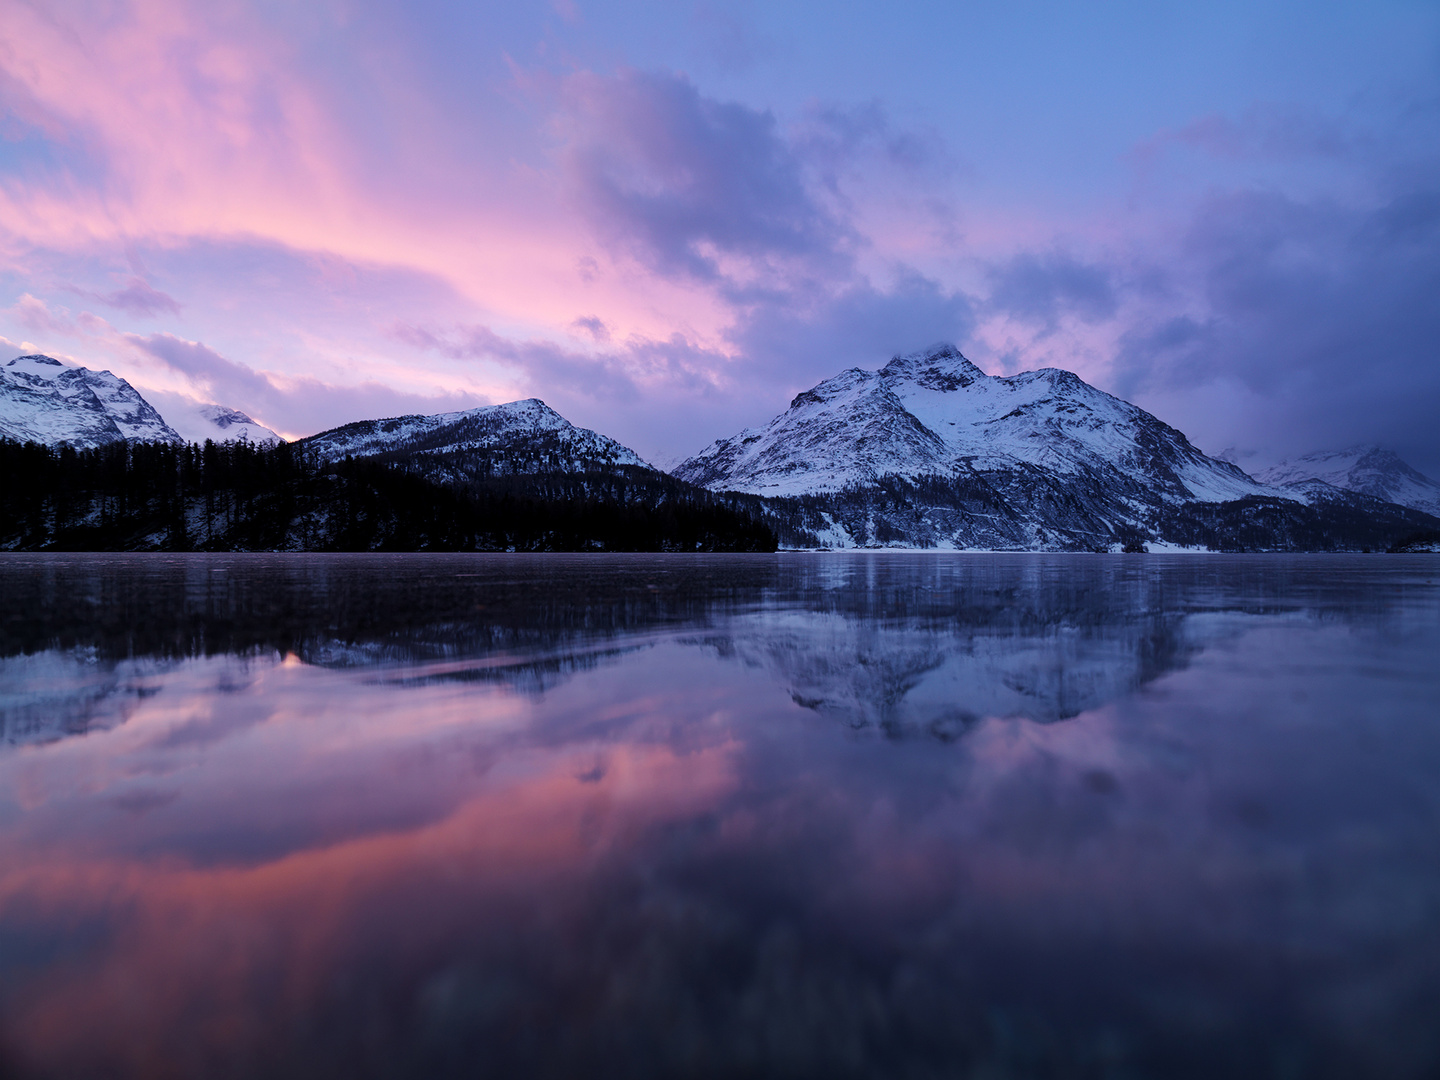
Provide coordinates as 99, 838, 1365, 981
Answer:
130, 332, 485, 438
558, 69, 850, 284
987, 253, 1118, 331
1133, 105, 1370, 169
569, 315, 611, 342
724, 271, 974, 394
64, 277, 182, 318
1112, 183, 1440, 475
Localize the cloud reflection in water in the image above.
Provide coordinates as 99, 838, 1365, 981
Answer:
0, 553, 1438, 1078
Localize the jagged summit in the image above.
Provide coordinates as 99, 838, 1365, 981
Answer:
159, 400, 282, 445
0, 353, 182, 447
1257, 446, 1440, 516
878, 343, 986, 390
676, 344, 1262, 504
670, 343, 1326, 549
0, 353, 282, 448
8, 354, 64, 371
300, 397, 652, 476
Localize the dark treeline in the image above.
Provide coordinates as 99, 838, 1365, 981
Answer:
0, 439, 777, 552
743, 475, 1440, 552
1155, 496, 1440, 553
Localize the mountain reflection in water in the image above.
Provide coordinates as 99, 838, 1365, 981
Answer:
0, 553, 1438, 1079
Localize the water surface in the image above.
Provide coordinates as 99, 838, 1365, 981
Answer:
1, 553, 1438, 1079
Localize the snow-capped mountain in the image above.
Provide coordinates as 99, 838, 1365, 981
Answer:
1256, 447, 1440, 517
674, 344, 1281, 549
0, 353, 280, 447
156, 399, 282, 445
301, 398, 651, 477
0, 354, 181, 447
680, 345, 1260, 501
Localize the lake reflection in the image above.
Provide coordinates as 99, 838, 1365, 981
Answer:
1, 553, 1439, 1079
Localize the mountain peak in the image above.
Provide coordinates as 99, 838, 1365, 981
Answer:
301, 398, 651, 472
880, 343, 985, 391
1256, 445, 1440, 515
1, 353, 181, 446
202, 405, 259, 430
6, 354, 68, 380
675, 345, 1269, 523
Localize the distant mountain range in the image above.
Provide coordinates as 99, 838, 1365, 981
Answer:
0, 354, 279, 447
676, 344, 1269, 549
1255, 446, 1440, 518
677, 345, 1260, 503
2, 346, 1438, 553
675, 344, 1439, 550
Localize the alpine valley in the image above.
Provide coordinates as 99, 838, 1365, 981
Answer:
1, 346, 1437, 553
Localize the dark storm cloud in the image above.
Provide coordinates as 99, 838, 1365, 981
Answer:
1114, 184, 1440, 474
559, 69, 851, 284
987, 253, 1118, 331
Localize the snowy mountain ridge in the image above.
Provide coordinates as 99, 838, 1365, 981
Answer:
670, 344, 1440, 550
0, 354, 182, 447
0, 354, 279, 447
300, 398, 652, 476
676, 344, 1266, 504
161, 401, 281, 446
1256, 446, 1440, 517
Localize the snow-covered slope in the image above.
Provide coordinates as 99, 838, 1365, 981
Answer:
0, 353, 277, 447
672, 344, 1327, 550
678, 345, 1264, 503
301, 398, 651, 476
0, 354, 181, 447
1256, 447, 1440, 517
161, 400, 281, 445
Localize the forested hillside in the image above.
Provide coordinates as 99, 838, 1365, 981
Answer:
0, 439, 777, 552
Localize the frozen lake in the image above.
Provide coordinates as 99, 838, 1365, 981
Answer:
1, 552, 1438, 1078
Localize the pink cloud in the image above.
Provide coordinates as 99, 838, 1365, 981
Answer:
63, 276, 181, 317
11, 292, 76, 335
0, 2, 736, 354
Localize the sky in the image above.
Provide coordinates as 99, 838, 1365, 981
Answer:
1, 0, 1438, 474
